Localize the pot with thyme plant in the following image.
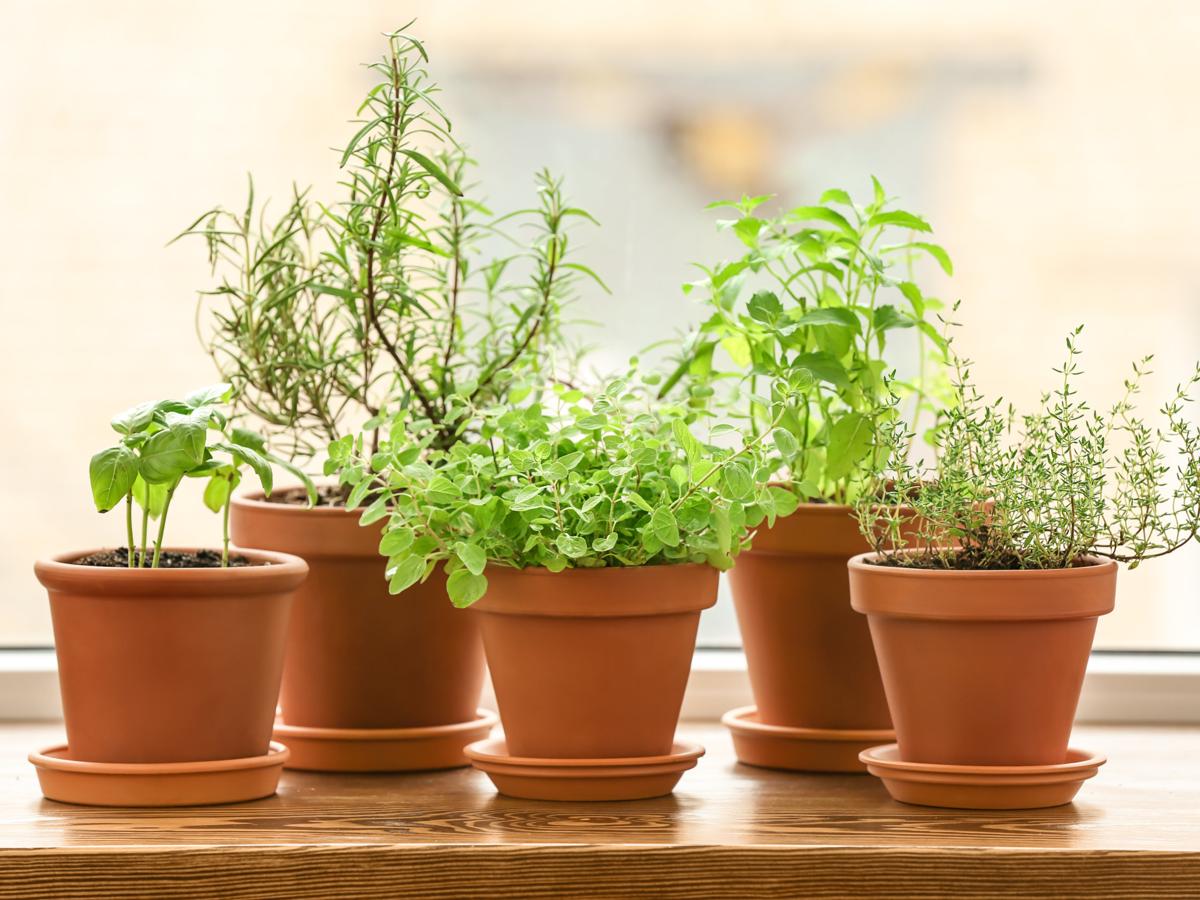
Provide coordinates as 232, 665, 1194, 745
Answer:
665, 181, 954, 771
336, 373, 797, 800
851, 331, 1200, 809
178, 30, 604, 772
31, 386, 309, 807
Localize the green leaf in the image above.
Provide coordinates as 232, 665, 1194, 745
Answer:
184, 383, 232, 408
792, 352, 852, 390
140, 429, 202, 484
819, 188, 853, 206
792, 307, 861, 335
455, 542, 488, 576
872, 305, 912, 334
379, 527, 415, 557
868, 210, 932, 233
825, 412, 874, 482
230, 427, 267, 452
359, 496, 390, 526
767, 486, 800, 518
447, 569, 488, 607
788, 205, 857, 238
388, 556, 425, 595
772, 427, 799, 458
110, 401, 157, 436
203, 474, 232, 514
592, 533, 618, 552
399, 148, 463, 196
89, 446, 138, 512
650, 506, 681, 547
911, 242, 953, 275
555, 534, 589, 558
747, 290, 783, 324
132, 475, 168, 519
720, 334, 752, 367
722, 462, 754, 499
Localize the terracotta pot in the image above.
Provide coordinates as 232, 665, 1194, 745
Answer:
230, 493, 486, 729
35, 548, 306, 764
473, 563, 718, 758
848, 553, 1117, 766
729, 504, 892, 730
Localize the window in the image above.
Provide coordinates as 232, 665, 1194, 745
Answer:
4, 3, 1197, 658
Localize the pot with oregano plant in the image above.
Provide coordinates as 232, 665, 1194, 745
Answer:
850, 330, 1200, 809
665, 181, 954, 771
334, 371, 799, 800
31, 386, 309, 807
178, 30, 603, 772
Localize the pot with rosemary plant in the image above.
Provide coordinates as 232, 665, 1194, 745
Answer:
850, 331, 1200, 809
31, 386, 309, 807
664, 181, 954, 771
335, 372, 797, 800
177, 29, 604, 772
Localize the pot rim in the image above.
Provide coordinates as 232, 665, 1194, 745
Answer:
34, 547, 309, 596
232, 488, 356, 519
474, 561, 719, 617
848, 550, 1118, 621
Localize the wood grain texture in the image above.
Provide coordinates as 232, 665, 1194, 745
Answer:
0, 723, 1197, 898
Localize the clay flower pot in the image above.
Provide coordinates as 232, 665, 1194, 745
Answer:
473, 563, 718, 758
230, 493, 486, 731
848, 553, 1117, 766
35, 548, 307, 764
730, 504, 891, 732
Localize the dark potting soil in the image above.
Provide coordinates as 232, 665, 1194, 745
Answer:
73, 548, 257, 568
866, 550, 1101, 571
265, 483, 351, 507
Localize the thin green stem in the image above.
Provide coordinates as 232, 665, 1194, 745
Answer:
125, 495, 135, 568
151, 483, 178, 569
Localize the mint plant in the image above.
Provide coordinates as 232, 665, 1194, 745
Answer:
176, 28, 602, 466
859, 329, 1200, 569
89, 385, 313, 567
331, 373, 803, 606
663, 180, 953, 505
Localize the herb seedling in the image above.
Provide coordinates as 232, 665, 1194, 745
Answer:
332, 371, 805, 606
663, 180, 954, 504
176, 27, 604, 466
860, 328, 1200, 569
89, 385, 313, 567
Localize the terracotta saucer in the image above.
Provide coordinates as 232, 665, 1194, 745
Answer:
274, 709, 498, 772
30, 742, 289, 807
722, 705, 894, 773
464, 738, 705, 801
860, 744, 1106, 809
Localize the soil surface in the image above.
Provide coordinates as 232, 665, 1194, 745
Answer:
265, 484, 351, 507
73, 548, 257, 568
867, 550, 1101, 571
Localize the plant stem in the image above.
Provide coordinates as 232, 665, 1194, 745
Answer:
125, 495, 135, 568
138, 503, 150, 567
151, 483, 177, 569
222, 496, 231, 567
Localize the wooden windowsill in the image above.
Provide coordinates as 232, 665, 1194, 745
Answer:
1, 722, 1197, 898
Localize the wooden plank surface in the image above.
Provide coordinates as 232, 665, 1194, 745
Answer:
0, 722, 1196, 898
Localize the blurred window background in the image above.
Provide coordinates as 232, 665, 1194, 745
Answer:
3, 1, 1197, 649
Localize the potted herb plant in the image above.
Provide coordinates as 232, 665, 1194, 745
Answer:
31, 386, 309, 806
665, 182, 954, 770
850, 332, 1200, 808
335, 373, 798, 799
176, 31, 603, 771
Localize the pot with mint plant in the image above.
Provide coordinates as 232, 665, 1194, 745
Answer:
177, 30, 604, 772
31, 386, 309, 806
335, 373, 796, 800
665, 182, 954, 771
851, 332, 1200, 808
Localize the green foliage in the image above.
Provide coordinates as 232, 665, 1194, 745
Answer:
334, 373, 798, 607
88, 385, 313, 568
176, 28, 602, 463
859, 329, 1200, 570
664, 181, 954, 504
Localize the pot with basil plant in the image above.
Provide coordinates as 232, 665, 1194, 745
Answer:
176, 29, 604, 772
662, 181, 954, 771
334, 370, 802, 800
32, 385, 310, 807
851, 329, 1200, 809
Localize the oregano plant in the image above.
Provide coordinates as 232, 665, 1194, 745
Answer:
176, 27, 603, 466
331, 371, 807, 606
89, 385, 313, 567
859, 328, 1200, 570
663, 180, 954, 504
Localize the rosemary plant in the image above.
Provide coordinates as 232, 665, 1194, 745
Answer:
177, 28, 602, 468
860, 328, 1200, 570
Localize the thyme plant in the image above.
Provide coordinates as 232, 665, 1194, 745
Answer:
859, 329, 1200, 570
663, 180, 953, 504
332, 372, 805, 606
89, 385, 312, 567
178, 29, 602, 464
